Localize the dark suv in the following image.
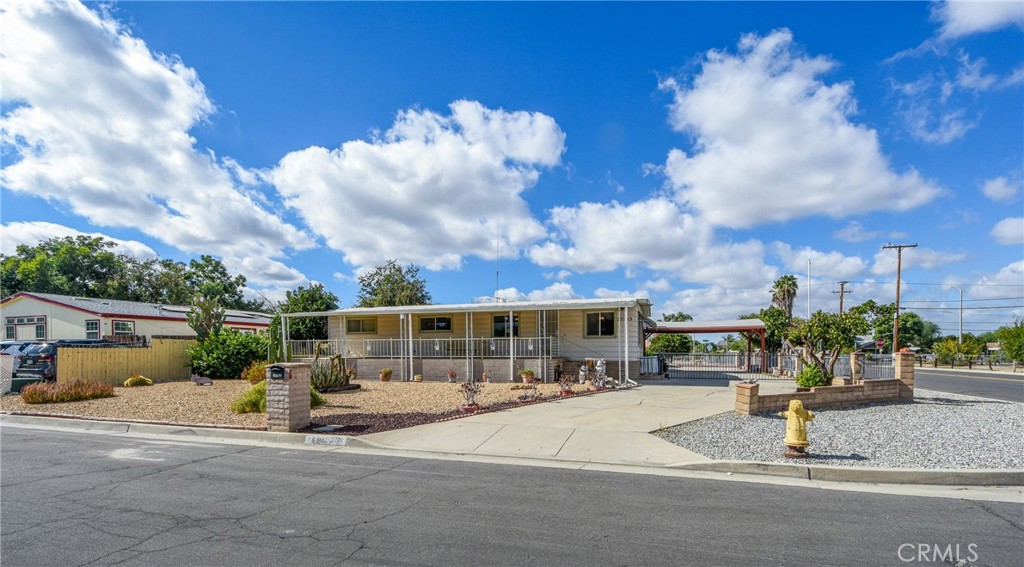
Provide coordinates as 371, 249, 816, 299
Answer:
15, 342, 59, 381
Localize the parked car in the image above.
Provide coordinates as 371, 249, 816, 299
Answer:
1, 341, 37, 374
14, 342, 59, 381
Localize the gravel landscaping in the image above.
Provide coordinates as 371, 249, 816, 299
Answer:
0, 379, 574, 434
655, 389, 1024, 469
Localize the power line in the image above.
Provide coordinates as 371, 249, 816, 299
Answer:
905, 305, 1024, 310
902, 297, 1024, 304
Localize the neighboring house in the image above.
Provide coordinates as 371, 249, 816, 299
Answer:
281, 297, 654, 382
0, 292, 271, 342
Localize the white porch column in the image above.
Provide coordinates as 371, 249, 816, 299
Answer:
508, 309, 515, 382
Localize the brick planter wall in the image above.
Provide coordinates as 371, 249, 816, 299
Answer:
735, 353, 915, 415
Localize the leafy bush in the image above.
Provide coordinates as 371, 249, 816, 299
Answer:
229, 381, 328, 414
187, 329, 269, 379
795, 365, 829, 388
22, 380, 115, 404
241, 360, 268, 384
123, 374, 153, 387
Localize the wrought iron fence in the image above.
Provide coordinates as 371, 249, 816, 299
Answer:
661, 352, 793, 381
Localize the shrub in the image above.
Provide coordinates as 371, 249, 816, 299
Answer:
21, 380, 115, 404
241, 360, 268, 384
187, 329, 270, 379
795, 364, 829, 388
123, 374, 153, 387
229, 381, 328, 414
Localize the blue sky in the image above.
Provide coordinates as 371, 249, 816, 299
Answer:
2, 1, 1022, 337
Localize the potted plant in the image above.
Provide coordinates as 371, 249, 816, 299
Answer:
379, 367, 392, 382
446, 368, 457, 383
519, 368, 536, 384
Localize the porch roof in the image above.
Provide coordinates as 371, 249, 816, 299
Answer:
281, 297, 651, 319
651, 319, 765, 334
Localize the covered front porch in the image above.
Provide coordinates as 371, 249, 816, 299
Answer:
280, 298, 653, 383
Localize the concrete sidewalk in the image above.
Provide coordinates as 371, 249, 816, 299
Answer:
361, 380, 796, 467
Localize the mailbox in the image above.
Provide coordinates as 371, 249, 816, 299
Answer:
268, 365, 287, 381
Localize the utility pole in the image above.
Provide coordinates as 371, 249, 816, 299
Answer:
951, 286, 963, 344
882, 243, 918, 354
833, 281, 851, 313
807, 259, 812, 318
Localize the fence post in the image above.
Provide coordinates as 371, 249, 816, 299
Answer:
894, 352, 915, 399
850, 351, 864, 383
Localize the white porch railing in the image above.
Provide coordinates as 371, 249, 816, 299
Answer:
289, 336, 557, 359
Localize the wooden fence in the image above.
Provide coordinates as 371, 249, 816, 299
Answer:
57, 338, 195, 386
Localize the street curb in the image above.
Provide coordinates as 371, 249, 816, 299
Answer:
5, 414, 1021, 486
670, 460, 1024, 486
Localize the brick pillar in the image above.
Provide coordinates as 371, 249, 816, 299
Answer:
894, 352, 915, 399
735, 382, 759, 415
850, 351, 865, 384
266, 363, 311, 432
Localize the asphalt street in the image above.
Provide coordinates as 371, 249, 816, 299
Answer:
915, 368, 1024, 403
2, 427, 1022, 567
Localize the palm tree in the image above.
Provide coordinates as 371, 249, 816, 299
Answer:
771, 275, 799, 322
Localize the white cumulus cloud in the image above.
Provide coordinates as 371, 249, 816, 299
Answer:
660, 29, 942, 228
0, 221, 157, 259
771, 243, 868, 280
529, 198, 774, 288
870, 247, 967, 275
933, 0, 1024, 40
982, 176, 1021, 202
0, 1, 312, 289
492, 282, 582, 303
270, 100, 564, 271
991, 217, 1024, 245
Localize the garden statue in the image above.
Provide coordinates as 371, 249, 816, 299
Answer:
778, 399, 815, 458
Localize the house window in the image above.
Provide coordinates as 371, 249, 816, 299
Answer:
35, 324, 46, 339
585, 312, 615, 338
5, 326, 13, 340
346, 318, 378, 334
85, 320, 100, 340
419, 316, 452, 332
113, 321, 135, 336
493, 315, 519, 338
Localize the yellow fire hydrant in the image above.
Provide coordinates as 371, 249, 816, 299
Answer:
778, 399, 814, 458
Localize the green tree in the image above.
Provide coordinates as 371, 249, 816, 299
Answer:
786, 310, 870, 380
771, 275, 799, 322
898, 312, 942, 351
646, 312, 694, 354
0, 236, 123, 298
996, 319, 1024, 363
185, 255, 250, 309
740, 306, 787, 352
356, 260, 431, 307
849, 300, 897, 349
276, 283, 340, 342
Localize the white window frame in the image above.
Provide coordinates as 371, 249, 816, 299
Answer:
346, 318, 378, 334
113, 320, 135, 336
584, 311, 616, 338
85, 320, 100, 340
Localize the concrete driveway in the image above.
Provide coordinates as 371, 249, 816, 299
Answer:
361, 379, 796, 467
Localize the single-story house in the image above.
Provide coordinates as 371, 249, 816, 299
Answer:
281, 297, 654, 383
0, 291, 272, 343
